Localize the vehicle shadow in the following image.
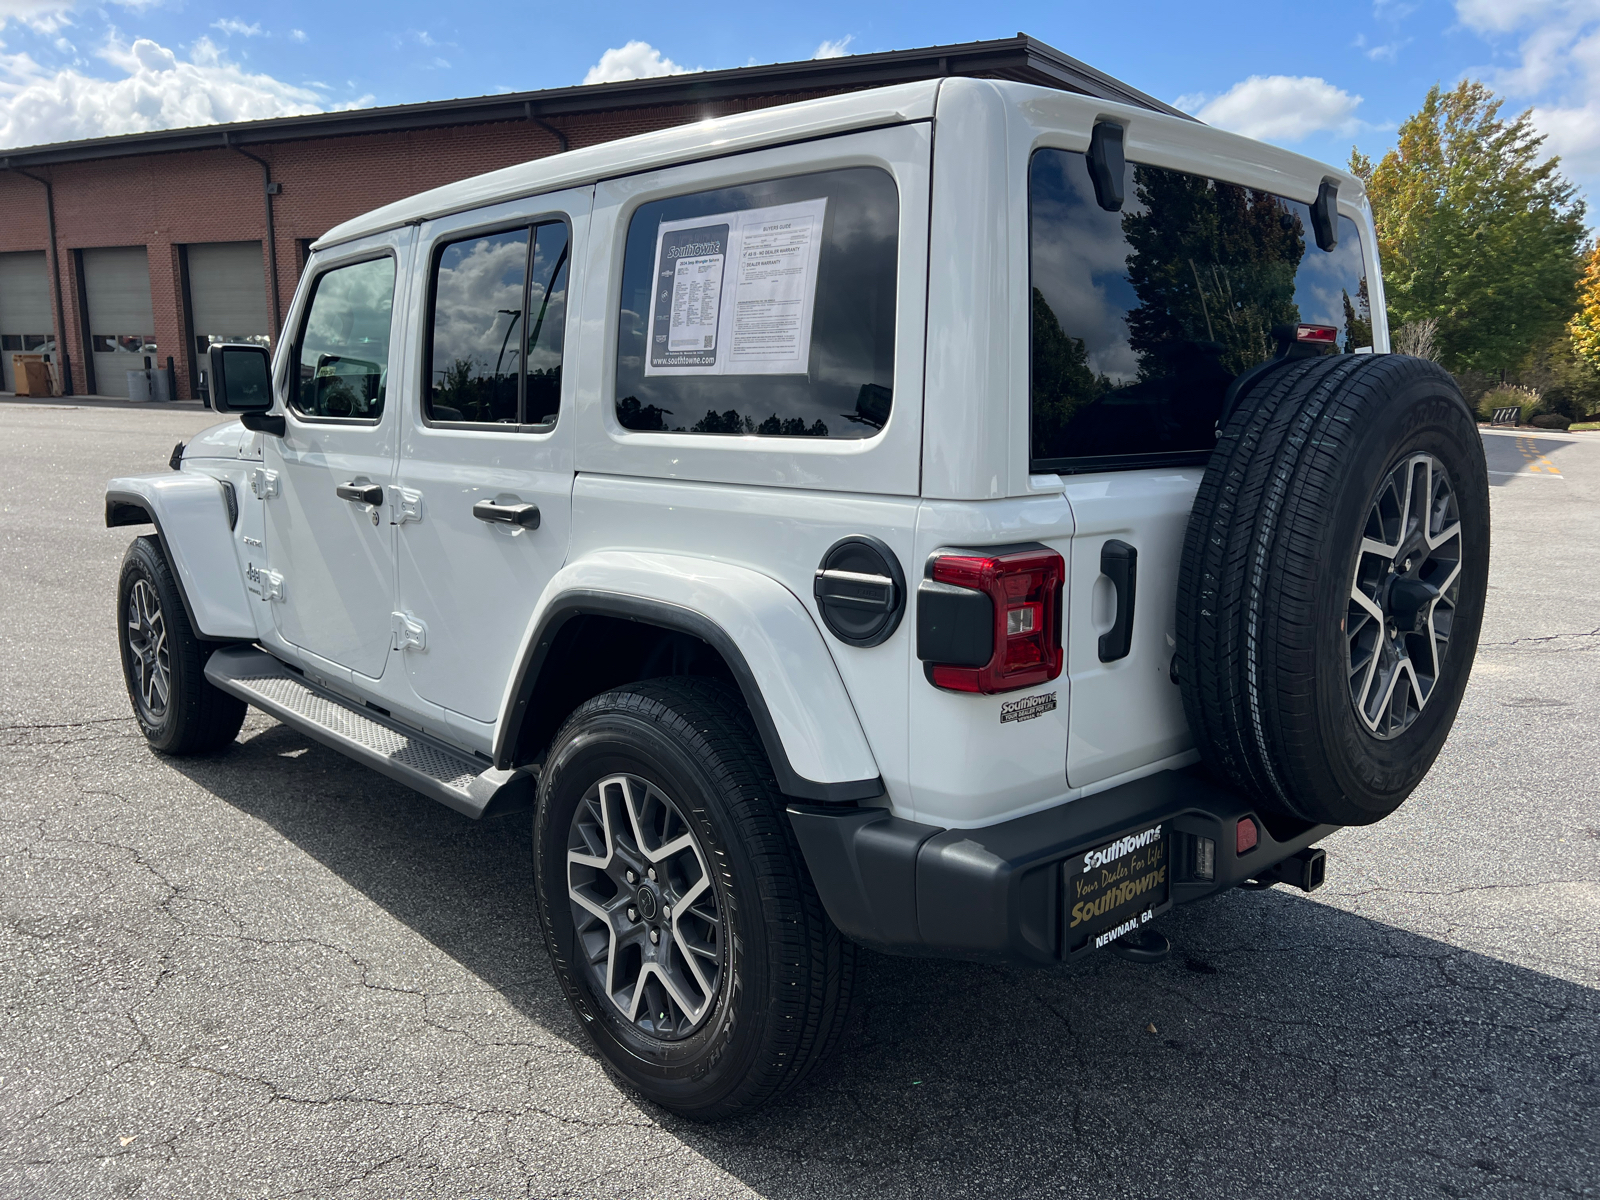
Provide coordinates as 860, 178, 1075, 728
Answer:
170, 721, 1598, 1200
1481, 429, 1578, 485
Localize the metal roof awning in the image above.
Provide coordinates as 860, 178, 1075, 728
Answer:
0, 34, 1191, 170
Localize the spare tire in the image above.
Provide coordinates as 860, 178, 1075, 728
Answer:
1175, 354, 1489, 826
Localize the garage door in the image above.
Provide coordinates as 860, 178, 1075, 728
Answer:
83, 246, 155, 398
0, 251, 54, 393
187, 242, 269, 368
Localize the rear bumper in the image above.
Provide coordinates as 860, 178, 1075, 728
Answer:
788, 766, 1335, 966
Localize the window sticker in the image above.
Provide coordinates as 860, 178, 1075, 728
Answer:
645, 197, 828, 377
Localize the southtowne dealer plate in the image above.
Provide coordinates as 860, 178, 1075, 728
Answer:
1065, 823, 1171, 955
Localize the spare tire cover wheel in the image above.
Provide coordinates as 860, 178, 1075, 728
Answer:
1176, 354, 1490, 827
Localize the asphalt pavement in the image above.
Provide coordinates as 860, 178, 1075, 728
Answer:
1, 401, 1596, 1199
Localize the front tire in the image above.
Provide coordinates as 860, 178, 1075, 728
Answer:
117, 535, 246, 755
533, 678, 854, 1119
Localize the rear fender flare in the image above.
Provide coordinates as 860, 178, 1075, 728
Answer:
495, 551, 883, 803
106, 474, 256, 641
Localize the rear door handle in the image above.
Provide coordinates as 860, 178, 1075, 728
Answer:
472, 499, 540, 529
1098, 539, 1137, 662
336, 482, 383, 505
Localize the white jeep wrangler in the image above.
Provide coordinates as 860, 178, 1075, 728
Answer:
106, 78, 1487, 1119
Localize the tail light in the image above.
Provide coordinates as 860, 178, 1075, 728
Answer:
917, 547, 1065, 694
1295, 323, 1338, 346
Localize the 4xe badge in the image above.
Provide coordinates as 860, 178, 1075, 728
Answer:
1000, 691, 1056, 724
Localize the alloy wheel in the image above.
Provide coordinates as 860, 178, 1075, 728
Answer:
1347, 452, 1464, 739
566, 773, 723, 1039
126, 577, 171, 720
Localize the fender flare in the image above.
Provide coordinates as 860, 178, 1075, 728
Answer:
495, 551, 884, 804
106, 473, 257, 641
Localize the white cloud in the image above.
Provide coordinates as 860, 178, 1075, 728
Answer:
289, 28, 306, 42
0, 0, 73, 32
814, 35, 853, 59
1454, 0, 1600, 191
0, 34, 340, 149
210, 17, 263, 37
582, 41, 697, 85
1187, 74, 1363, 142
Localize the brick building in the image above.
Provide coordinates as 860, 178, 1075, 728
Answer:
0, 34, 1180, 400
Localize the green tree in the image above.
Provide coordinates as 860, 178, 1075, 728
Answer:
1030, 287, 1110, 451
1351, 81, 1587, 376
1121, 167, 1305, 376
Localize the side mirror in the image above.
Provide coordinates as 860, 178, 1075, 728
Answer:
207, 343, 283, 435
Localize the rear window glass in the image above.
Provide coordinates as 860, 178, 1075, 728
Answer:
614, 167, 898, 438
1029, 149, 1372, 472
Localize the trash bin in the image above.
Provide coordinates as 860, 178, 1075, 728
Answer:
126, 369, 153, 402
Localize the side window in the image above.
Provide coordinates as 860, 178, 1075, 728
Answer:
1028, 149, 1372, 472
293, 256, 396, 420
525, 222, 570, 426
425, 219, 569, 429
613, 167, 898, 438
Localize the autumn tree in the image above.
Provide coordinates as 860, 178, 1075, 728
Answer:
1351, 81, 1587, 376
1568, 242, 1600, 369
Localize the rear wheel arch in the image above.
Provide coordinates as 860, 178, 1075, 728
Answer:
495, 592, 883, 804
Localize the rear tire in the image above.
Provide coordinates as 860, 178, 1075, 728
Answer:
532, 677, 854, 1119
1175, 354, 1489, 826
117, 535, 247, 755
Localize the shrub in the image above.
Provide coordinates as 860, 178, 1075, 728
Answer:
1531, 412, 1571, 429
1475, 384, 1545, 424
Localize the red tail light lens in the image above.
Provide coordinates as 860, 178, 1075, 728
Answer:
926, 548, 1064, 694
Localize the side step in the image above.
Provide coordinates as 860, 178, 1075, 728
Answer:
205, 644, 534, 819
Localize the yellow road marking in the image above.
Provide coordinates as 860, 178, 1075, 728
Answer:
1514, 436, 1561, 475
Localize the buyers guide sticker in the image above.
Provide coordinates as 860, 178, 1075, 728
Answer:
646, 197, 827, 377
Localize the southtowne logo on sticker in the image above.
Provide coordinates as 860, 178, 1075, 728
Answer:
1000, 691, 1056, 724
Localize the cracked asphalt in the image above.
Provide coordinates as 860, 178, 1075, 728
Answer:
1, 400, 1596, 1200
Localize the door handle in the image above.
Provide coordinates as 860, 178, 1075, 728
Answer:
336, 482, 383, 505
1098, 539, 1137, 663
472, 499, 540, 529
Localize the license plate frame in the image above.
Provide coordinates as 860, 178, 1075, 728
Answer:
1063, 822, 1173, 957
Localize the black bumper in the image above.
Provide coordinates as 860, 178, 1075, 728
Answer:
788, 766, 1335, 966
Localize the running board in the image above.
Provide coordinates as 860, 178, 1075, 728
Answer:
204, 644, 534, 819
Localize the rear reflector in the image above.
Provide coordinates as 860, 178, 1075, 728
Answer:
1236, 817, 1259, 855
1296, 323, 1338, 345
920, 547, 1065, 694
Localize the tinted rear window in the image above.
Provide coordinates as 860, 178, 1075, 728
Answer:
614, 167, 899, 438
1029, 149, 1372, 472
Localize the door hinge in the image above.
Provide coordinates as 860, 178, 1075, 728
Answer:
250, 467, 280, 498
390, 610, 427, 652
246, 563, 284, 602
388, 485, 423, 525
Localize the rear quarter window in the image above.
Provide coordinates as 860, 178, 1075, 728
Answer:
613, 166, 898, 439
1029, 148, 1372, 473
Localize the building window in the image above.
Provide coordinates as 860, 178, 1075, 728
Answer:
91, 335, 157, 355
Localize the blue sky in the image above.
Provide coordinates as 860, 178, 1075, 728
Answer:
2, 0, 1598, 209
